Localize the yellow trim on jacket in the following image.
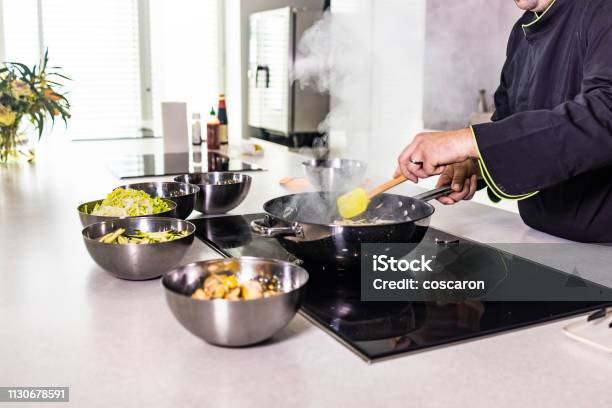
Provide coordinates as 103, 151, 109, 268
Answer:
522, 0, 558, 35
470, 126, 539, 201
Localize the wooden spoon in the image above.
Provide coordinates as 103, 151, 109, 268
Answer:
337, 175, 409, 219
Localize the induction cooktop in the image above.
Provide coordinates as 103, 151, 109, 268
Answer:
191, 214, 612, 362
107, 150, 265, 179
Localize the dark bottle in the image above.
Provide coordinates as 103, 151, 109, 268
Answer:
206, 107, 220, 150
477, 89, 489, 113
217, 93, 228, 145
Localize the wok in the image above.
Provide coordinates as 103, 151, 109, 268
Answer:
250, 186, 452, 268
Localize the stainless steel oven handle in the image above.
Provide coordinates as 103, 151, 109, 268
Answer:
250, 218, 303, 238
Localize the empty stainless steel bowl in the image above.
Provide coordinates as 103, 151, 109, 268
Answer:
82, 217, 195, 280
162, 257, 309, 347
117, 182, 200, 219
173, 172, 252, 215
77, 198, 177, 227
302, 158, 367, 191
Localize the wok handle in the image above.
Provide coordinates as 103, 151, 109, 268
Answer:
250, 218, 303, 238
412, 185, 454, 202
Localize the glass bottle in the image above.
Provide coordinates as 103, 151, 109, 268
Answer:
206, 107, 220, 150
217, 93, 228, 145
191, 112, 202, 145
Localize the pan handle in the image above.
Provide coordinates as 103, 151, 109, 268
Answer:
250, 218, 304, 238
412, 185, 454, 202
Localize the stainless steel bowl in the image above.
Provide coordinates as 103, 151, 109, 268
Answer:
82, 217, 195, 280
77, 198, 177, 227
302, 158, 367, 191
173, 172, 252, 215
116, 182, 200, 220
162, 257, 309, 347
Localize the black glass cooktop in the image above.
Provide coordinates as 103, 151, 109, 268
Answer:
191, 214, 612, 362
107, 150, 265, 179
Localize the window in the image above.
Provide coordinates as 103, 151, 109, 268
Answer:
0, 0, 222, 140
43, 0, 143, 140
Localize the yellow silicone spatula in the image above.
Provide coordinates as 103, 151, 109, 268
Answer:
337, 175, 408, 219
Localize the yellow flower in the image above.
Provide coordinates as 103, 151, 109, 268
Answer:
10, 80, 33, 99
0, 104, 17, 127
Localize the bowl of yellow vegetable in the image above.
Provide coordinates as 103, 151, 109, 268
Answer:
82, 217, 195, 280
162, 257, 309, 346
78, 188, 177, 227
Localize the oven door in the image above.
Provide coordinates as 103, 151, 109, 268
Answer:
248, 7, 292, 136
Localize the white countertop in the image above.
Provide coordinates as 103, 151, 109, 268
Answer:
1, 138, 611, 408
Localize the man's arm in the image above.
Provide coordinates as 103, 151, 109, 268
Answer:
472, 2, 612, 197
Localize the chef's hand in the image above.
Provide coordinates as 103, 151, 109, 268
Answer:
435, 159, 480, 205
394, 128, 478, 183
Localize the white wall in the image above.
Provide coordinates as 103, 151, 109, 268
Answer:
327, 0, 426, 175
224, 0, 242, 144
368, 0, 426, 175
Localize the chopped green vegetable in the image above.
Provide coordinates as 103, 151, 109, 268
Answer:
97, 228, 189, 245
90, 188, 170, 217
99, 228, 126, 244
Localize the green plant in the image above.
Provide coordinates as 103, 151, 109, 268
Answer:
0, 49, 70, 162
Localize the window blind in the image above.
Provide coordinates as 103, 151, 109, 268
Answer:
41, 0, 144, 139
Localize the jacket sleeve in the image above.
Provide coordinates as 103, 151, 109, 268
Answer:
490, 84, 509, 123
490, 33, 515, 123
479, 74, 510, 203
472, 3, 612, 198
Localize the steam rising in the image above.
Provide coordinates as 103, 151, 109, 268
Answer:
292, 10, 373, 161
281, 8, 374, 219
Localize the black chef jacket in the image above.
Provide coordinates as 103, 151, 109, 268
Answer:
472, 0, 612, 242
